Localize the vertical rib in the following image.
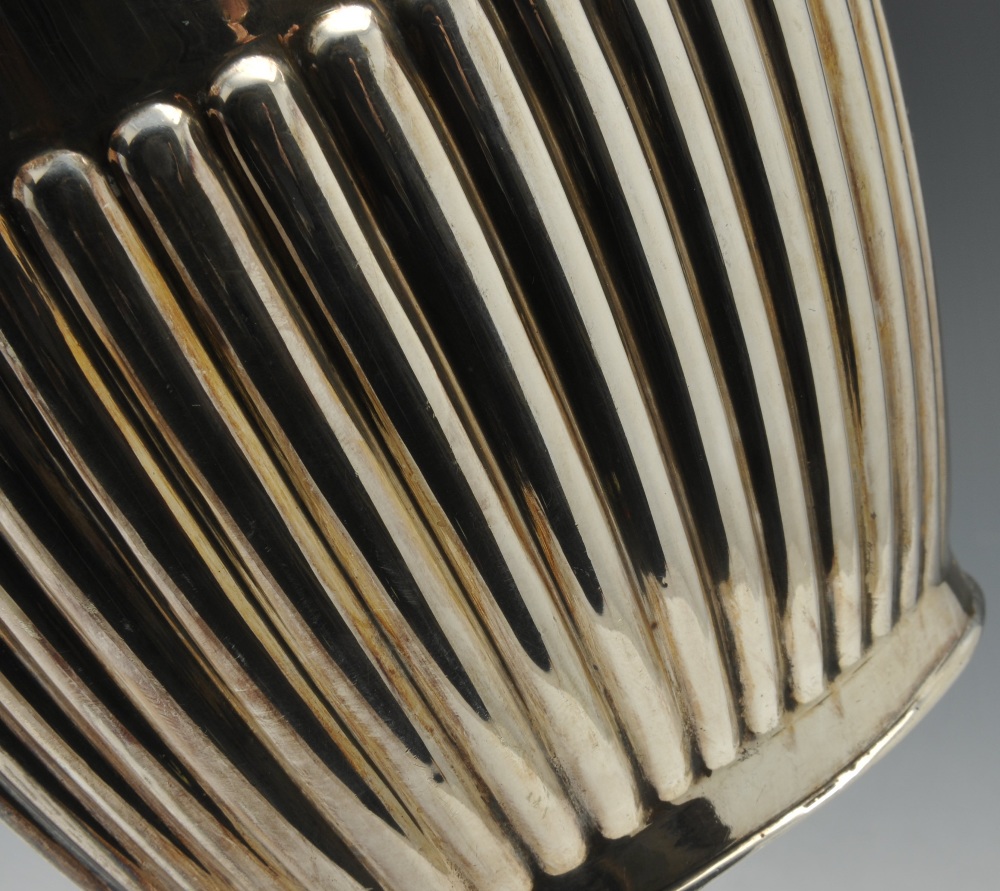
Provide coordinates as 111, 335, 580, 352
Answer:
0, 509, 331, 891
400, 0, 746, 764
768, 0, 895, 645
853, 0, 942, 601
13, 148, 562, 881
106, 106, 585, 874
870, 0, 947, 585
705, 0, 862, 669
3, 206, 472, 887
10, 155, 542, 886
306, 6, 693, 800
0, 207, 516, 890
0, 734, 144, 891
0, 344, 406, 891
207, 55, 643, 837
0, 671, 210, 891
601, 0, 824, 700
806, 0, 921, 635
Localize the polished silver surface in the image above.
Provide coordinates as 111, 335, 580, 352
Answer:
0, 1, 982, 889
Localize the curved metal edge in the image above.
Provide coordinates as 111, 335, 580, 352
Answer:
676, 566, 984, 891
529, 568, 982, 891
0, 567, 982, 891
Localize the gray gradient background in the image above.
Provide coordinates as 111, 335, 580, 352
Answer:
0, 1, 996, 887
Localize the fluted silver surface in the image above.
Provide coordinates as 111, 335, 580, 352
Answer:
0, 2, 981, 889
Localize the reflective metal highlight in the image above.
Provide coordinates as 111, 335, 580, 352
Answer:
0, 2, 982, 889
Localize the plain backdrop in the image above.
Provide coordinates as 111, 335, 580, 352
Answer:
0, 1, 996, 888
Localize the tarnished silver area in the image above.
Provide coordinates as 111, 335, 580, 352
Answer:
0, 1, 982, 889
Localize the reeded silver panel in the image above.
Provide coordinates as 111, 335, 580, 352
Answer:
0, 2, 982, 889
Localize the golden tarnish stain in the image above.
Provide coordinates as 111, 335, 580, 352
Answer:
219, 0, 252, 43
